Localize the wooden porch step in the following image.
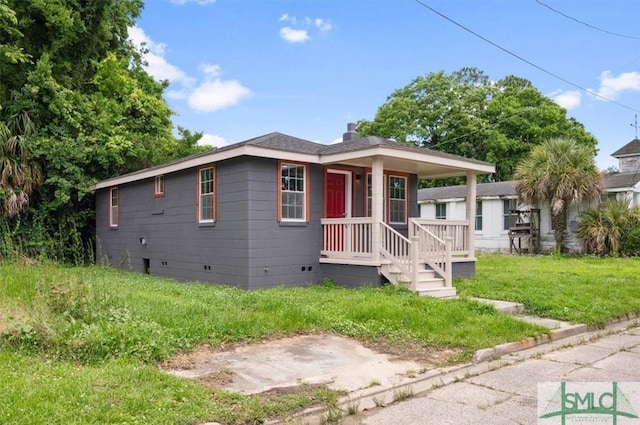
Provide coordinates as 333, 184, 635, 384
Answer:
415, 286, 457, 298
379, 263, 455, 299
387, 265, 437, 279
414, 278, 447, 290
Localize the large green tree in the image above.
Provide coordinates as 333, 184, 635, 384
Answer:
514, 138, 603, 252
0, 0, 204, 261
358, 68, 597, 182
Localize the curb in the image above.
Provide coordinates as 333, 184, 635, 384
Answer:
272, 314, 640, 425
472, 323, 588, 363
471, 310, 640, 364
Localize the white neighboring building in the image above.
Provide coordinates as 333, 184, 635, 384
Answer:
418, 181, 586, 252
418, 138, 640, 253
608, 138, 640, 206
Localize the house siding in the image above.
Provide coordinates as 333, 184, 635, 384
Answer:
97, 156, 328, 290
619, 156, 640, 174
97, 158, 252, 289
96, 156, 424, 289
245, 158, 324, 289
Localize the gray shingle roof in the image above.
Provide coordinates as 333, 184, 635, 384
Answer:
604, 172, 640, 189
612, 139, 640, 157
418, 181, 517, 202
100, 132, 494, 184
318, 135, 492, 166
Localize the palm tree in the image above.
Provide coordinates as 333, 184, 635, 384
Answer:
0, 111, 41, 218
514, 137, 603, 252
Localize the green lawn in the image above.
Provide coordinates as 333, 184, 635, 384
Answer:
0, 262, 544, 424
457, 254, 640, 327
3, 255, 638, 424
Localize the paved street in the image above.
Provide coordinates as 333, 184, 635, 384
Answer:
347, 322, 640, 425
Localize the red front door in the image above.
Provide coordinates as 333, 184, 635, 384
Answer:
325, 172, 348, 252
326, 172, 347, 218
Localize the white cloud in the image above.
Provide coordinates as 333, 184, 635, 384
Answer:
279, 27, 309, 43
170, 0, 215, 5
200, 63, 222, 78
315, 18, 332, 32
198, 133, 227, 147
550, 89, 581, 110
129, 27, 250, 114
279, 13, 295, 24
593, 70, 640, 100
278, 14, 332, 43
128, 26, 194, 86
188, 65, 251, 113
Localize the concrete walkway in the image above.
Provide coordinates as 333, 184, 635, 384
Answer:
337, 320, 640, 425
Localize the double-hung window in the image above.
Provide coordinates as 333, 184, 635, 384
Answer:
153, 175, 165, 197
198, 167, 215, 223
475, 201, 483, 231
389, 175, 407, 224
280, 162, 307, 222
109, 187, 119, 228
435, 203, 447, 220
503, 199, 518, 230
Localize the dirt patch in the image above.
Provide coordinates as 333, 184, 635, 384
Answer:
360, 337, 463, 366
198, 368, 235, 387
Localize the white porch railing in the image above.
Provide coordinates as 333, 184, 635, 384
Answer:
379, 222, 417, 289
321, 218, 462, 288
410, 219, 470, 256
321, 218, 373, 259
410, 220, 452, 288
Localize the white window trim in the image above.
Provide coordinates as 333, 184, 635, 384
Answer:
109, 187, 119, 228
280, 162, 307, 222
154, 175, 165, 197
198, 167, 215, 223
388, 175, 407, 225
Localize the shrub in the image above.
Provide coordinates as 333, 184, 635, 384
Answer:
577, 198, 640, 255
622, 227, 640, 257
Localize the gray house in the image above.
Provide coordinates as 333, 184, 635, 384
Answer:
94, 125, 494, 297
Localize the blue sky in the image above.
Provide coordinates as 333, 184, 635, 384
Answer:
131, 0, 640, 170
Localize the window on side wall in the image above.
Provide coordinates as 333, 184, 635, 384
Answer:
503, 199, 518, 230
109, 187, 119, 228
435, 203, 446, 220
475, 200, 483, 231
153, 175, 165, 197
280, 162, 307, 222
198, 167, 215, 223
389, 175, 407, 224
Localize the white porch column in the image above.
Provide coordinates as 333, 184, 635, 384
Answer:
371, 156, 384, 262
466, 171, 477, 257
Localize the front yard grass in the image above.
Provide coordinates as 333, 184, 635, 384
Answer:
0, 262, 544, 424
457, 254, 640, 327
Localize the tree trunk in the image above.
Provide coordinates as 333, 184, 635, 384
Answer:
552, 207, 567, 253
